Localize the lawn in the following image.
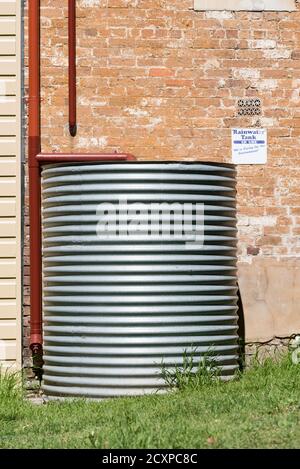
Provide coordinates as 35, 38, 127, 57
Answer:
0, 355, 299, 449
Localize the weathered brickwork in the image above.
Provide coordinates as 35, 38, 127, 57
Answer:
23, 1, 300, 367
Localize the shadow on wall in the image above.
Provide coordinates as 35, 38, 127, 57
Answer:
237, 287, 246, 371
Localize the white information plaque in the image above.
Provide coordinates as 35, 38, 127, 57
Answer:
232, 128, 267, 164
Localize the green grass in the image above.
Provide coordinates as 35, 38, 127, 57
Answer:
161, 347, 220, 390
0, 355, 299, 449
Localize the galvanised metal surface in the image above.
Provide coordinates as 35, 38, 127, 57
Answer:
41, 162, 238, 398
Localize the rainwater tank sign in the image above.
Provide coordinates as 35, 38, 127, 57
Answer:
232, 128, 267, 164
194, 1, 296, 10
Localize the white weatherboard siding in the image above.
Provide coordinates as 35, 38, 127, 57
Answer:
0, 0, 21, 370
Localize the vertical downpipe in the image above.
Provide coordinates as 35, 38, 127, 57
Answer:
68, 0, 77, 137
28, 0, 43, 375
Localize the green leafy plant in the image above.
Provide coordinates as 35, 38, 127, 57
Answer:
0, 368, 23, 425
160, 347, 220, 391
0, 367, 22, 400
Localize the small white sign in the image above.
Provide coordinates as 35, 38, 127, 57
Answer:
232, 128, 267, 164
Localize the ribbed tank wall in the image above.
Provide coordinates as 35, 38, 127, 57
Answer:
41, 162, 238, 398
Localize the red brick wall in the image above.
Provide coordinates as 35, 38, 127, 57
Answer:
23, 1, 300, 365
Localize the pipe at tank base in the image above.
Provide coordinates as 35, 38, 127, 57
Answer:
28, 0, 42, 376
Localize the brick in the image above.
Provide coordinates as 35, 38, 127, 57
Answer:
149, 68, 174, 77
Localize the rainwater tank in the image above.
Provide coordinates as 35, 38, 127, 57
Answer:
41, 162, 238, 398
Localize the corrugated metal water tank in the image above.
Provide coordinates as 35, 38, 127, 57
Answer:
41, 162, 239, 398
